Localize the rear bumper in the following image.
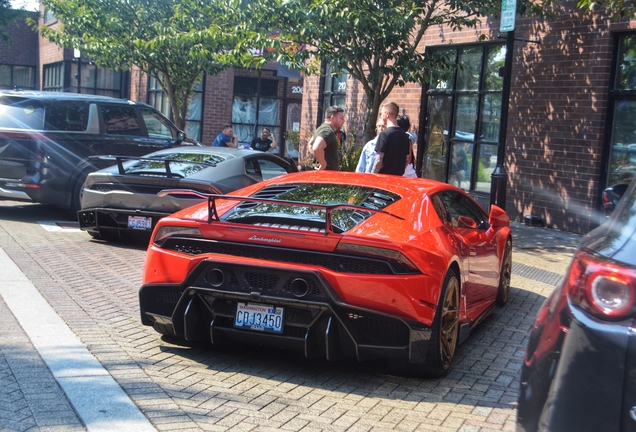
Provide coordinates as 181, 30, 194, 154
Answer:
78, 207, 169, 236
139, 260, 432, 363
0, 186, 32, 201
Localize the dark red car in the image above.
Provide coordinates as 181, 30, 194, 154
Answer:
139, 171, 512, 377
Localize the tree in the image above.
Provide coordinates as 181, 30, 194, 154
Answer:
0, 0, 29, 45
252, 0, 549, 142
577, 0, 635, 20
35, 0, 268, 131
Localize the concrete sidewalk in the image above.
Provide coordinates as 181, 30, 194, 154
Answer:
0, 247, 156, 432
0, 220, 583, 431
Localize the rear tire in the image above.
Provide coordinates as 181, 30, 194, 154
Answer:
69, 171, 89, 216
496, 239, 513, 306
389, 269, 460, 378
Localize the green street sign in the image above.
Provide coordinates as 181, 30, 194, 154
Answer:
500, 0, 517, 32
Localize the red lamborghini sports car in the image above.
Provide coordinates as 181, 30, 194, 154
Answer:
139, 171, 512, 377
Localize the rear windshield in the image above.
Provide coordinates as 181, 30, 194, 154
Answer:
224, 183, 401, 233
0, 97, 45, 130
124, 152, 228, 177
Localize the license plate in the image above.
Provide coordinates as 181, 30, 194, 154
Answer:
127, 216, 152, 230
234, 302, 284, 334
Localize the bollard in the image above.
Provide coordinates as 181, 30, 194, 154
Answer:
490, 165, 508, 209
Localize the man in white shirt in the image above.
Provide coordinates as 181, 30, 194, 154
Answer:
355, 121, 386, 173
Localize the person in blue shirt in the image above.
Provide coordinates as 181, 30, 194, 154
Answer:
212, 124, 238, 147
356, 121, 386, 173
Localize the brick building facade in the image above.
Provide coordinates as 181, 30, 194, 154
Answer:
2, 6, 304, 154
0, 11, 38, 89
300, 3, 636, 234
4, 3, 635, 234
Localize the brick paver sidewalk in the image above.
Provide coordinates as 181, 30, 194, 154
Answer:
0, 204, 583, 432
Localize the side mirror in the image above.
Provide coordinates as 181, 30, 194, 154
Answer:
176, 130, 186, 144
457, 216, 477, 229
489, 204, 510, 228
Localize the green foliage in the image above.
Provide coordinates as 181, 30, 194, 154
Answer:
286, 130, 300, 150
251, 0, 551, 142
577, 0, 635, 20
0, 0, 30, 45
33, 0, 266, 130
338, 130, 362, 172
477, 160, 490, 182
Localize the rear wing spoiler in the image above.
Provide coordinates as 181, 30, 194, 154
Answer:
157, 189, 405, 235
89, 155, 218, 178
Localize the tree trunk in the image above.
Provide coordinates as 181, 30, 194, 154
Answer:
362, 89, 384, 143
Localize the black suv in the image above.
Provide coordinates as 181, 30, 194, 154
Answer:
0, 90, 197, 213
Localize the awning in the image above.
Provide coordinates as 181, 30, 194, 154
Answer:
277, 63, 303, 79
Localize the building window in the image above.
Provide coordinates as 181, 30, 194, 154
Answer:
232, 73, 281, 148
69, 62, 122, 97
148, 75, 170, 117
147, 74, 204, 141
185, 75, 204, 142
0, 64, 36, 90
321, 63, 347, 123
43, 62, 65, 92
606, 33, 636, 190
43, 61, 123, 96
422, 44, 505, 194
44, 9, 57, 25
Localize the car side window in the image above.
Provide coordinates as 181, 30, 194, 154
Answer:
140, 108, 175, 139
244, 159, 262, 179
439, 190, 489, 230
0, 97, 45, 129
432, 194, 451, 226
46, 102, 90, 132
254, 158, 291, 180
100, 105, 143, 136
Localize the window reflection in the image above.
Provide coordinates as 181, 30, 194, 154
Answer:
456, 47, 482, 91
616, 35, 636, 90
608, 100, 636, 186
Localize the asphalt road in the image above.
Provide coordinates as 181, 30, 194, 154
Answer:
0, 200, 582, 432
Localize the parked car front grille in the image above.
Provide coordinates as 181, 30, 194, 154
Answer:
162, 237, 415, 274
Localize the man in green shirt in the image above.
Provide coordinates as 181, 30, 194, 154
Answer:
310, 106, 345, 170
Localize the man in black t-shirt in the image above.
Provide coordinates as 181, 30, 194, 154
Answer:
250, 128, 277, 152
372, 102, 410, 175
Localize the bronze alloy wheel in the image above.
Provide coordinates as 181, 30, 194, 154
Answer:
496, 239, 513, 306
439, 274, 460, 369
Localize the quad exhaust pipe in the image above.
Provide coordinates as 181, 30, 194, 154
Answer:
206, 269, 310, 298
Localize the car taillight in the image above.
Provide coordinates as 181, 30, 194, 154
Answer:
602, 191, 611, 209
153, 226, 203, 246
335, 242, 419, 272
567, 249, 636, 320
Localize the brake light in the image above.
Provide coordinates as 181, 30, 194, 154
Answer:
153, 226, 203, 246
567, 249, 636, 320
4, 182, 40, 189
336, 242, 419, 272
602, 191, 611, 208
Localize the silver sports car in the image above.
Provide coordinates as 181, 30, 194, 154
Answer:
77, 147, 297, 240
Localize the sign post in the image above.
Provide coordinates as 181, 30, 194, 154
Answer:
490, 0, 517, 210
